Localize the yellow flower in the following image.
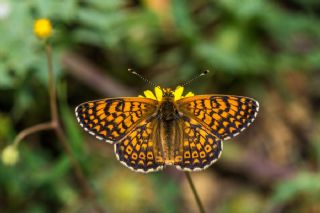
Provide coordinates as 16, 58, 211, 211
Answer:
140, 86, 194, 101
143, 90, 157, 100
33, 18, 52, 39
173, 86, 184, 101
1, 145, 19, 166
154, 87, 163, 101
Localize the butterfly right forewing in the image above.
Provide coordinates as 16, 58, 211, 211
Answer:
177, 95, 259, 140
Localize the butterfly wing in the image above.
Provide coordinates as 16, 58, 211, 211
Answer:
114, 117, 165, 173
75, 98, 158, 143
176, 95, 259, 140
174, 115, 223, 171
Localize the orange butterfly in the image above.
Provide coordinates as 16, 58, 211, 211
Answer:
75, 73, 259, 173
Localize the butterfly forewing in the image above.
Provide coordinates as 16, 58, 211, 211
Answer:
75, 98, 158, 143
176, 95, 259, 140
114, 117, 165, 172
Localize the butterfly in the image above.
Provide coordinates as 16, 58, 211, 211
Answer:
75, 83, 259, 173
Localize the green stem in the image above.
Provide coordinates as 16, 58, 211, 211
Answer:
45, 43, 104, 213
45, 43, 91, 196
45, 44, 58, 123
12, 122, 54, 147
184, 172, 206, 213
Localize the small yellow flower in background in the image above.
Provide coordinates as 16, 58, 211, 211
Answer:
33, 18, 52, 39
1, 145, 19, 166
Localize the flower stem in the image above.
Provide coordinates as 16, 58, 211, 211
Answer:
45, 43, 91, 197
10, 42, 104, 212
12, 122, 54, 147
184, 172, 206, 213
45, 44, 59, 123
44, 44, 104, 213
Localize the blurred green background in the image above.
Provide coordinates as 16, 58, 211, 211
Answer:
1, 0, 320, 212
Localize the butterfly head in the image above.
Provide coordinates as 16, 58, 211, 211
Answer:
139, 86, 194, 102
162, 88, 174, 97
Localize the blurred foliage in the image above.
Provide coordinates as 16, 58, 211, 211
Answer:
1, 0, 320, 212
271, 172, 320, 207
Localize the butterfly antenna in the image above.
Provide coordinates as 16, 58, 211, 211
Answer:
128, 68, 157, 88
180, 70, 210, 87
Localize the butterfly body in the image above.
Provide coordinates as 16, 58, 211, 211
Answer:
135, 90, 184, 166
75, 86, 259, 173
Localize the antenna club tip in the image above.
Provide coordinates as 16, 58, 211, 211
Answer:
200, 70, 209, 76
128, 68, 137, 74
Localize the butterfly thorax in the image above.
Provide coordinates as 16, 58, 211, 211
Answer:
159, 97, 178, 121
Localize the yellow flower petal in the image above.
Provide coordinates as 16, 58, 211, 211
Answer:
185, 92, 194, 97
174, 86, 184, 101
138, 95, 144, 98
154, 86, 163, 101
1, 145, 19, 166
144, 90, 157, 100
34, 18, 52, 39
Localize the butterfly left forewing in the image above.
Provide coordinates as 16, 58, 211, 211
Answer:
75, 97, 158, 143
176, 95, 259, 140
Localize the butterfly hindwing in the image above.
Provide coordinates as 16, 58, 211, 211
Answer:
174, 115, 223, 171
75, 98, 158, 143
177, 95, 259, 140
114, 117, 165, 173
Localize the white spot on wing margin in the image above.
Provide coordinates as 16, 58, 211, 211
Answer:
113, 144, 164, 173
175, 141, 224, 172
223, 98, 260, 141
74, 104, 115, 144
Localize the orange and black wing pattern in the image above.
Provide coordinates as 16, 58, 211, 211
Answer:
75, 98, 158, 143
177, 95, 259, 140
174, 115, 223, 171
114, 117, 164, 172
